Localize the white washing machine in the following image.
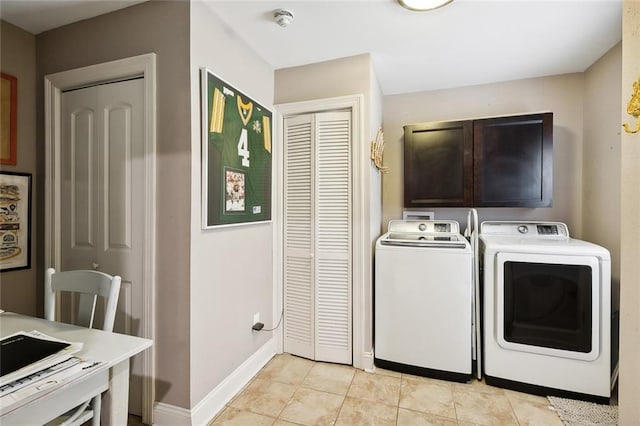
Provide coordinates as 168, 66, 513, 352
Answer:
374, 220, 474, 382
480, 221, 615, 402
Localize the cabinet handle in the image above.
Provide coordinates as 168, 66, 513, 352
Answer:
92, 262, 99, 270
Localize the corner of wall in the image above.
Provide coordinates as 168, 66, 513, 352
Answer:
155, 338, 277, 425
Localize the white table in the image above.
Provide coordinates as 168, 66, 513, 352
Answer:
0, 312, 152, 425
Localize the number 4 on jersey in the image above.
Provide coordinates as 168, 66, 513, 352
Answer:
237, 128, 250, 167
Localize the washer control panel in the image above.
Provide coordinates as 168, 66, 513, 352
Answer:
388, 220, 459, 235
382, 220, 467, 248
537, 224, 560, 235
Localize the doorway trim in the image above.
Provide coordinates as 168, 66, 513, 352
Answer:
274, 94, 369, 369
44, 53, 157, 424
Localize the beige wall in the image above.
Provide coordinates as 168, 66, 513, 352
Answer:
370, 65, 384, 243
583, 43, 622, 308
35, 0, 192, 408
0, 22, 38, 315
619, 1, 640, 423
369, 62, 384, 353
275, 54, 372, 105
383, 74, 585, 235
189, 1, 275, 406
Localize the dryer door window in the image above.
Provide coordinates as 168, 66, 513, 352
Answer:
503, 261, 592, 352
495, 252, 600, 361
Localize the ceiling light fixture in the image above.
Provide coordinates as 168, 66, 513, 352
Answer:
274, 9, 294, 27
398, 0, 454, 11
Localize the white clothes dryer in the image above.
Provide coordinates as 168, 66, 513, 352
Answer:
374, 220, 474, 382
480, 221, 615, 402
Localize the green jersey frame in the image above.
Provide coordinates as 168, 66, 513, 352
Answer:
201, 69, 272, 228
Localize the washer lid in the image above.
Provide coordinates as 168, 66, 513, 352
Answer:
380, 232, 468, 248
381, 220, 469, 249
387, 219, 460, 234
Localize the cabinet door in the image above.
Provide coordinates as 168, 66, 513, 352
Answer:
283, 114, 315, 361
403, 120, 473, 207
315, 111, 352, 364
283, 111, 353, 365
474, 113, 553, 207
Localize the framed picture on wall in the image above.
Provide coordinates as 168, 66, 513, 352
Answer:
0, 172, 31, 271
200, 68, 272, 228
1, 73, 17, 166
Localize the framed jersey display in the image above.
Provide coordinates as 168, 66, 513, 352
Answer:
201, 69, 272, 228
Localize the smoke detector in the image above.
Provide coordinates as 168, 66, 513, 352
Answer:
274, 9, 294, 27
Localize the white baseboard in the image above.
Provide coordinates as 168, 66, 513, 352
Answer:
361, 350, 375, 373
153, 338, 277, 425
153, 402, 191, 425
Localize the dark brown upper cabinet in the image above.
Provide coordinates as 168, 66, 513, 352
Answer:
403, 112, 553, 208
473, 113, 553, 207
403, 120, 473, 207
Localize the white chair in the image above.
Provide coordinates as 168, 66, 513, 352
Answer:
44, 267, 122, 426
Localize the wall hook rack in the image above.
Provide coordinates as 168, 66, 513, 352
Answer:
371, 128, 389, 173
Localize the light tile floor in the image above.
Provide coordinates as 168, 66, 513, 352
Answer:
209, 353, 565, 425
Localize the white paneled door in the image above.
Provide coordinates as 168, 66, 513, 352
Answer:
61, 78, 145, 415
283, 110, 352, 364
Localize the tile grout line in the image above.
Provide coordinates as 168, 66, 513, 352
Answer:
274, 357, 315, 423
451, 379, 460, 425
333, 364, 358, 425
397, 373, 404, 426
506, 395, 523, 426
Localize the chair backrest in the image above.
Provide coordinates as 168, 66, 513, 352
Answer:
45, 268, 122, 332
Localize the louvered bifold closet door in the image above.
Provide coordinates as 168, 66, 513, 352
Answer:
314, 110, 352, 364
283, 114, 315, 360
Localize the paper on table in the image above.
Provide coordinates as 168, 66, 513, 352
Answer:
0, 357, 82, 397
0, 331, 82, 386
0, 358, 100, 415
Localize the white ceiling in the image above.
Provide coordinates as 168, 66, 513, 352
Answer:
0, 0, 622, 95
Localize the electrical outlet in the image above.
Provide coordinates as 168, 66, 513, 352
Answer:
253, 312, 260, 325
